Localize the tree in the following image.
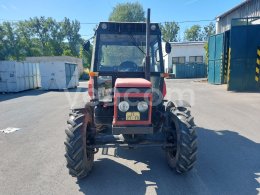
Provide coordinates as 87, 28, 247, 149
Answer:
0, 24, 5, 60
29, 17, 54, 56
62, 18, 81, 56
202, 23, 215, 64
80, 42, 92, 68
2, 22, 22, 60
202, 22, 215, 41
49, 21, 65, 56
109, 2, 145, 22
0, 16, 82, 60
204, 42, 209, 64
17, 21, 41, 58
160, 22, 180, 42
184, 25, 203, 41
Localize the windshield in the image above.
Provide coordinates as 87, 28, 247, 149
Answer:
97, 34, 161, 72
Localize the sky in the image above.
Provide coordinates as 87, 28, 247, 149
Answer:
0, 0, 243, 40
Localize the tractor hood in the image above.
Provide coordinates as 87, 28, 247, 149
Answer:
115, 78, 152, 88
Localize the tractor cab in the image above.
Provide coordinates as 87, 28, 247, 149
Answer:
88, 22, 169, 134
89, 22, 166, 102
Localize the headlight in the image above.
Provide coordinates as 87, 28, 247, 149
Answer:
137, 101, 148, 112
101, 23, 107, 29
118, 101, 129, 112
151, 24, 157, 31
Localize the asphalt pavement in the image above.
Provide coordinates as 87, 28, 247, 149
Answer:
0, 79, 260, 195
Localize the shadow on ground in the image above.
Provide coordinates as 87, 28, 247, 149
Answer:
0, 87, 87, 102
77, 128, 260, 195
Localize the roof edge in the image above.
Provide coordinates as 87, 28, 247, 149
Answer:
166, 41, 207, 45
216, 0, 252, 19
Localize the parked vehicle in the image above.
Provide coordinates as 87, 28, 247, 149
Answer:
64, 9, 197, 179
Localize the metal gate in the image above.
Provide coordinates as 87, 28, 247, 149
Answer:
208, 32, 229, 84
228, 18, 260, 91
65, 63, 76, 87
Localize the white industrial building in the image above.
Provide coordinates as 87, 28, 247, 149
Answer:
163, 41, 206, 73
216, 0, 260, 33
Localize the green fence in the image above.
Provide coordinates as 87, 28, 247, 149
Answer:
172, 63, 207, 79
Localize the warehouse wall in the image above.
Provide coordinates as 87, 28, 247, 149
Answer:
216, 0, 260, 33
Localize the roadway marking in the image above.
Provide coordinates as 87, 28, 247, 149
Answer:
0, 127, 21, 134
255, 173, 260, 194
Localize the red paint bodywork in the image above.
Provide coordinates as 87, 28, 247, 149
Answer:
88, 77, 94, 99
88, 77, 166, 126
163, 80, 167, 97
115, 78, 152, 88
113, 78, 152, 126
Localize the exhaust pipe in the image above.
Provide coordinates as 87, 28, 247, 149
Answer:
145, 8, 151, 81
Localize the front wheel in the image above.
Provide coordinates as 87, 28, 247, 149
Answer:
64, 107, 94, 179
165, 104, 197, 173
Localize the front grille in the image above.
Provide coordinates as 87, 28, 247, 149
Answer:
117, 97, 149, 121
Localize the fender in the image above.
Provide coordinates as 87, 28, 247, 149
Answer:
171, 100, 191, 108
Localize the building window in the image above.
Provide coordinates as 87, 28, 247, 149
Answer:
172, 57, 185, 64
189, 56, 203, 63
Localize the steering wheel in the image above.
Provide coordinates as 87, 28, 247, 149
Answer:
118, 61, 138, 72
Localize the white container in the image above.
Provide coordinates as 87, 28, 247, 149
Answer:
26, 56, 84, 74
0, 61, 40, 92
39, 62, 79, 90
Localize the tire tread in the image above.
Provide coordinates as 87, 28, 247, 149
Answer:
166, 105, 197, 174
64, 109, 94, 179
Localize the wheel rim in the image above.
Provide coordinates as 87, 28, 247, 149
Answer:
166, 114, 181, 166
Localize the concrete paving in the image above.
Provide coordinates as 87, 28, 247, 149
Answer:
0, 79, 260, 195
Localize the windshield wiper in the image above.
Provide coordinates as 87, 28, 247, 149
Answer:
129, 34, 145, 55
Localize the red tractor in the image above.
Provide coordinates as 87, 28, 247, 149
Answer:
64, 9, 197, 179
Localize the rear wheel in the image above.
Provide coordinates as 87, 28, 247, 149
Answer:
165, 102, 197, 173
64, 105, 94, 179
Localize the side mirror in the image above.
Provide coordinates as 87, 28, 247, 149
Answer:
165, 42, 171, 54
83, 41, 90, 51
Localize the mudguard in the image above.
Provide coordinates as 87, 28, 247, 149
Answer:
172, 100, 191, 108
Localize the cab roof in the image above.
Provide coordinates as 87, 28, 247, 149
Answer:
96, 22, 161, 35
